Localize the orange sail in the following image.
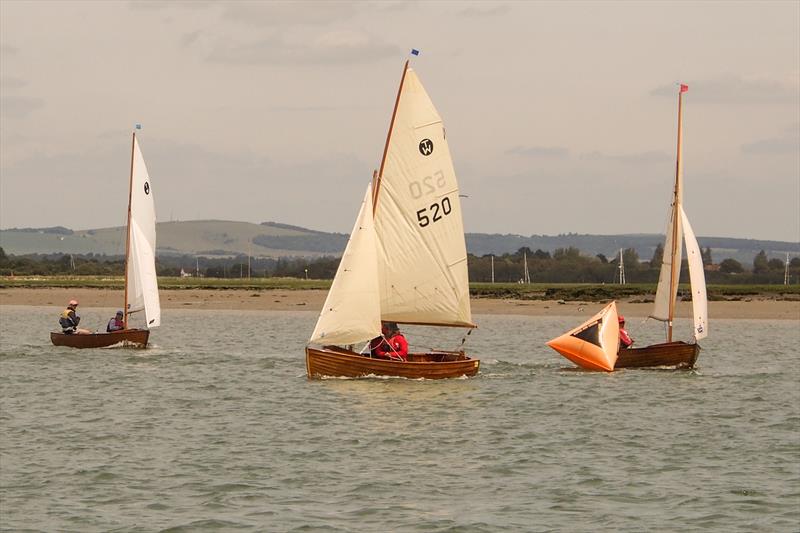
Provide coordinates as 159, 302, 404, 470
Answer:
546, 302, 620, 371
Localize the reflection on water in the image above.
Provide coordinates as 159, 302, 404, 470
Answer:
1, 305, 798, 531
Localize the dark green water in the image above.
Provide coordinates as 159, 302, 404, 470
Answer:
1, 306, 798, 532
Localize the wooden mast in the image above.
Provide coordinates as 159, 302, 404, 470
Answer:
123, 131, 136, 328
667, 86, 685, 342
373, 60, 409, 214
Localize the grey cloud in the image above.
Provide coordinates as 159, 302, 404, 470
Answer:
507, 145, 569, 158
206, 33, 399, 66
0, 44, 19, 56
457, 4, 511, 17
221, 2, 359, 27
651, 75, 799, 104
1, 96, 44, 119
128, 1, 215, 11
741, 126, 800, 155
180, 30, 202, 47
578, 150, 671, 164
1, 76, 26, 89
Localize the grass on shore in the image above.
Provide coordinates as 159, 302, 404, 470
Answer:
1, 276, 798, 301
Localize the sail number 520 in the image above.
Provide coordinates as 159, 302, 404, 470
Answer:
417, 197, 452, 227
409, 170, 446, 199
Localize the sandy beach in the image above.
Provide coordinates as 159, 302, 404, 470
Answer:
1, 287, 797, 320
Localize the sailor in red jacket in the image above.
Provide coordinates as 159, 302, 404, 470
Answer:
375, 322, 409, 361
369, 323, 390, 356
618, 315, 634, 349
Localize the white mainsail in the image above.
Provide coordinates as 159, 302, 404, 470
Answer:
651, 205, 683, 322
373, 67, 473, 328
125, 136, 161, 328
309, 183, 381, 345
680, 206, 708, 340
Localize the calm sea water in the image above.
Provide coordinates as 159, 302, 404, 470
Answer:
1, 305, 798, 532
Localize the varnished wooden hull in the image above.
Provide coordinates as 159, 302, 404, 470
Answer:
50, 329, 150, 349
306, 346, 480, 379
615, 341, 699, 369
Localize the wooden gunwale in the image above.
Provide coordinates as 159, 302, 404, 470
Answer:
50, 328, 149, 349
306, 346, 479, 379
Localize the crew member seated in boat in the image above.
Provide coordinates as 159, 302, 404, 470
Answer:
369, 323, 390, 356
106, 311, 124, 332
619, 315, 634, 349
374, 322, 409, 361
59, 300, 91, 335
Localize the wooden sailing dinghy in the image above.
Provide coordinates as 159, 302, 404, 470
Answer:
547, 84, 707, 371
51, 131, 161, 349
616, 83, 708, 369
306, 60, 479, 379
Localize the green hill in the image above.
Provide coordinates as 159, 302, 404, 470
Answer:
0, 220, 347, 258
1, 220, 796, 265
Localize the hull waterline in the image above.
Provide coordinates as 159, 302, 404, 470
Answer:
306, 346, 479, 379
50, 329, 150, 349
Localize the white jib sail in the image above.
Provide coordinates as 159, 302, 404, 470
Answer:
651, 204, 684, 322
309, 183, 381, 346
680, 206, 708, 340
374, 67, 473, 327
125, 136, 161, 328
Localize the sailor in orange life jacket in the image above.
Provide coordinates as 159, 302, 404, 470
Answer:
373, 322, 409, 361
59, 299, 92, 335
618, 315, 634, 349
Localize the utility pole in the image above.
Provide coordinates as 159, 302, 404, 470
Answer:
523, 251, 531, 284
785, 253, 790, 285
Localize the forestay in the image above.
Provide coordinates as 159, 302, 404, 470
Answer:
680, 206, 708, 340
125, 137, 161, 328
374, 67, 473, 328
309, 183, 381, 346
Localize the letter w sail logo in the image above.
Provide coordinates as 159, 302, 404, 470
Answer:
418, 139, 434, 156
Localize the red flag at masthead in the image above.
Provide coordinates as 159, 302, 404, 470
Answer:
679, 84, 689, 93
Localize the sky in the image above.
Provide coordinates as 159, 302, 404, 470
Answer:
1, 0, 798, 242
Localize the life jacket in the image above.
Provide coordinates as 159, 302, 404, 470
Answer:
59, 308, 77, 330
619, 328, 633, 348
386, 333, 409, 360
107, 318, 124, 332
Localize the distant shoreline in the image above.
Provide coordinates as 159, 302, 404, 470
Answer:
1, 287, 798, 320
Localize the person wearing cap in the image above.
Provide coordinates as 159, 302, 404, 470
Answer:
618, 315, 634, 349
106, 310, 125, 332
369, 322, 390, 357
58, 300, 91, 335
374, 322, 409, 361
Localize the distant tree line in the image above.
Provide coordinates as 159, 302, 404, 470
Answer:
1, 246, 798, 284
